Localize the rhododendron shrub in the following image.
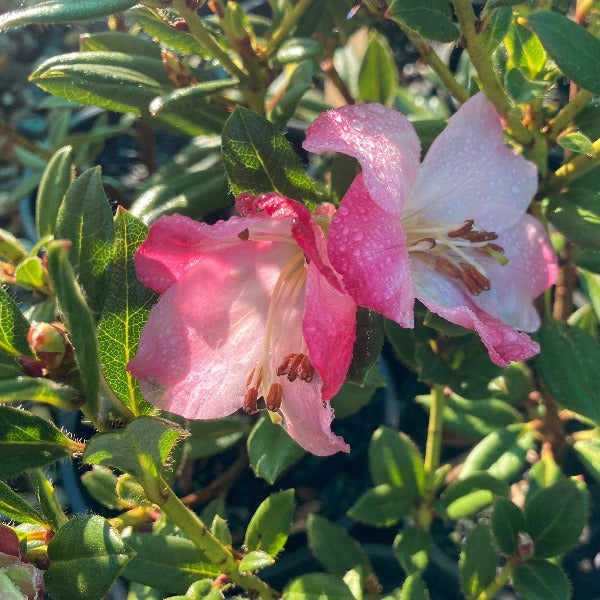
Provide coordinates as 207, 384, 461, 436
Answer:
0, 1, 598, 600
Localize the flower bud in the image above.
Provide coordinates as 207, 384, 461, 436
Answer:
516, 531, 535, 561
26, 322, 71, 374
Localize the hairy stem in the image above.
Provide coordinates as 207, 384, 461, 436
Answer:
476, 558, 516, 600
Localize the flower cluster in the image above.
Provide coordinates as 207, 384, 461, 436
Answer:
129, 93, 557, 455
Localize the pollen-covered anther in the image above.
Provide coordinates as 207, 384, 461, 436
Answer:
287, 354, 305, 382
459, 262, 491, 295
435, 258, 461, 279
462, 230, 498, 243
238, 228, 250, 241
298, 355, 314, 382
266, 382, 283, 412
276, 353, 295, 376
447, 219, 474, 238
243, 387, 258, 414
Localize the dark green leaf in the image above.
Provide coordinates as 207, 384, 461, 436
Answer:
273, 38, 323, 65
244, 489, 295, 557
81, 466, 127, 510
163, 579, 223, 600
400, 574, 429, 600
307, 514, 370, 576
526, 453, 562, 499
0, 0, 139, 29
575, 250, 600, 274
505, 68, 547, 103
185, 417, 247, 459
557, 131, 595, 155
150, 80, 239, 116
524, 477, 589, 557
0, 288, 31, 357
270, 60, 316, 129
358, 33, 397, 105
513, 559, 571, 600
347, 484, 413, 527
536, 320, 600, 424
0, 406, 75, 480
491, 497, 525, 555
221, 107, 318, 205
573, 438, 600, 484
238, 551, 275, 573
393, 526, 432, 574
0, 480, 46, 525
546, 189, 600, 249
387, 0, 460, 42
346, 308, 384, 385
98, 209, 155, 415
56, 167, 115, 315
80, 32, 162, 59
526, 11, 600, 94
45, 515, 134, 600
247, 413, 305, 484
47, 241, 101, 417
283, 573, 353, 600
482, 7, 512, 51
121, 534, 219, 593
0, 376, 80, 411
484, 0, 526, 13
331, 365, 384, 419
443, 472, 509, 519
459, 523, 497, 598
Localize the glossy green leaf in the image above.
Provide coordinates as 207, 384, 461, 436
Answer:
121, 535, 219, 593
81, 465, 126, 510
526, 453, 562, 499
270, 60, 316, 129
0, 406, 75, 480
574, 438, 600, 484
283, 573, 353, 600
245, 489, 295, 557
557, 131, 595, 155
443, 472, 509, 519
56, 167, 115, 315
185, 417, 247, 459
526, 11, 600, 94
348, 484, 414, 527
358, 33, 397, 105
0, 480, 46, 525
47, 241, 101, 417
45, 515, 134, 600
459, 424, 534, 481
346, 308, 384, 385
491, 497, 525, 555
14, 258, 48, 294
505, 68, 547, 103
307, 514, 370, 576
0, 376, 80, 410
387, 0, 460, 42
0, 288, 31, 357
482, 7, 512, 51
98, 209, 155, 415
80, 32, 161, 59
0, 0, 139, 29
505, 22, 546, 77
459, 523, 496, 599
400, 574, 429, 600
221, 107, 319, 205
546, 189, 600, 249
247, 413, 305, 484
150, 80, 239, 116
524, 477, 589, 557
238, 551, 275, 573
536, 320, 600, 424
273, 38, 323, 65
513, 559, 571, 600
393, 526, 432, 575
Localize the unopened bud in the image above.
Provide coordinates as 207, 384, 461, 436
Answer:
26, 322, 71, 373
516, 531, 535, 561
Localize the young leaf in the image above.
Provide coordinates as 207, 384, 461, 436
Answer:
491, 497, 525, 555
282, 573, 353, 600
244, 489, 295, 557
387, 0, 460, 43
400, 574, 429, 600
238, 551, 275, 573
0, 480, 47, 526
358, 33, 397, 106
505, 22, 546, 78
459, 523, 496, 599
573, 439, 600, 484
444, 472, 509, 519
513, 559, 571, 600
557, 131, 595, 155
45, 515, 134, 600
347, 484, 414, 527
393, 526, 432, 575
80, 466, 127, 510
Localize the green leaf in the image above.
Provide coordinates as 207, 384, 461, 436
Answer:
574, 438, 600, 484
164, 579, 223, 600
211, 514, 232, 547
524, 477, 589, 557
347, 484, 414, 527
185, 417, 247, 459
98, 209, 156, 415
35, 145, 73, 238
513, 559, 571, 600
307, 514, 370, 576
505, 22, 546, 77
273, 38, 323, 65
150, 80, 239, 116
536, 320, 600, 424
80, 32, 162, 59
0, 0, 139, 29
14, 258, 49, 294
400, 574, 429, 600
575, 250, 600, 274
459, 424, 534, 481
45, 515, 134, 600
358, 32, 397, 105
491, 497, 525, 555
459, 523, 497, 599
0, 376, 80, 411
0, 230, 27, 265
81, 465, 127, 510
221, 107, 318, 205
56, 167, 115, 315
546, 189, 600, 249
270, 60, 316, 129
247, 413, 305, 484
283, 573, 353, 600
0, 406, 75, 480
387, 0, 460, 42
526, 11, 600, 94
482, 7, 513, 51
121, 535, 219, 593
557, 131, 595, 155
0, 288, 31, 357
393, 526, 432, 575
526, 453, 562, 499
244, 489, 295, 557
238, 551, 275, 573
368, 427, 424, 497
505, 68, 547, 103
443, 472, 509, 518
0, 480, 47, 525
47, 241, 101, 417
331, 365, 384, 419
346, 308, 384, 385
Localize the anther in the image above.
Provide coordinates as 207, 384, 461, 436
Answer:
238, 228, 250, 241
447, 220, 474, 238
410, 237, 436, 251
276, 353, 295, 376
298, 355, 314, 382
459, 262, 491, 294
266, 383, 283, 412
435, 258, 461, 279
462, 231, 498, 243
287, 354, 305, 382
243, 387, 258, 414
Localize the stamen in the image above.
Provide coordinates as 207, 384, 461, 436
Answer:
410, 237, 436, 251
435, 258, 461, 279
243, 387, 258, 414
298, 355, 314, 382
238, 228, 250, 241
245, 367, 256, 388
462, 231, 498, 243
287, 354, 305, 382
447, 220, 474, 238
276, 353, 295, 376
266, 383, 283, 412
459, 262, 491, 294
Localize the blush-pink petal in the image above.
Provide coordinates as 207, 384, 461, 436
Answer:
405, 93, 537, 229
411, 256, 540, 366
279, 377, 350, 456
303, 261, 356, 401
303, 103, 420, 215
328, 174, 415, 327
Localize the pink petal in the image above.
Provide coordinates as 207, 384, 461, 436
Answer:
328, 175, 415, 327
128, 237, 297, 418
405, 93, 537, 229
303, 261, 356, 401
280, 377, 350, 456
303, 104, 420, 215
411, 256, 540, 366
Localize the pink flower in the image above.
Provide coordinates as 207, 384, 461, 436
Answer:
127, 195, 356, 455
303, 93, 557, 367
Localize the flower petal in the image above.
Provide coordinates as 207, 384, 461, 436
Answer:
411, 256, 540, 366
328, 174, 415, 326
280, 377, 350, 456
303, 103, 420, 215
303, 261, 356, 401
404, 93, 537, 229
128, 237, 297, 418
